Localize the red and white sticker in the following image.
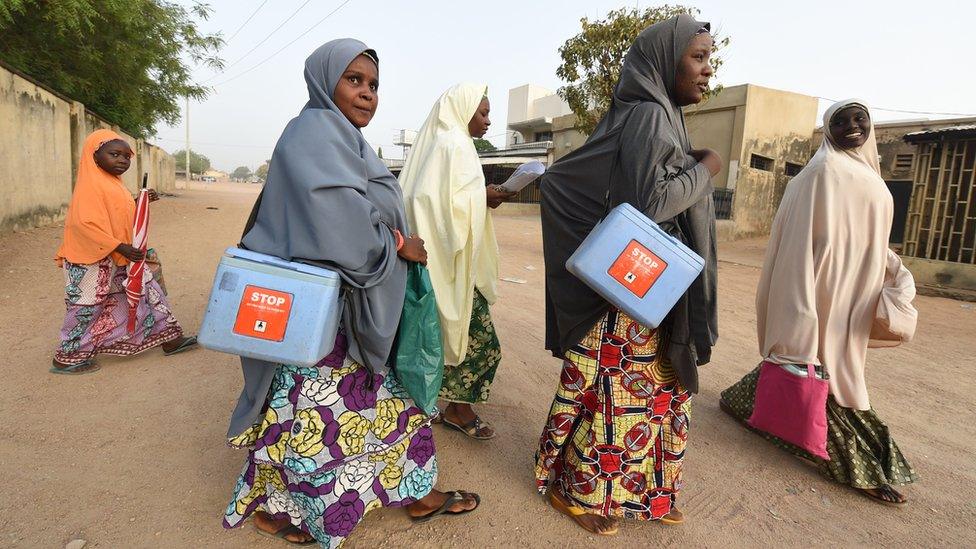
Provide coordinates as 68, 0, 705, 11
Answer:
607, 240, 667, 298
232, 285, 293, 342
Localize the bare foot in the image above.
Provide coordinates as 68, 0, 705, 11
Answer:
862, 485, 907, 506
550, 489, 618, 535
253, 511, 314, 544
405, 489, 479, 518
443, 402, 495, 438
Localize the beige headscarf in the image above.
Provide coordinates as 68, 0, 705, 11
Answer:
756, 99, 915, 410
399, 83, 499, 365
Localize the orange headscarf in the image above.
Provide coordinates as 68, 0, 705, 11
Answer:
55, 129, 135, 266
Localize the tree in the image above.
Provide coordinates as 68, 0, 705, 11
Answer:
556, 5, 729, 135
473, 138, 497, 153
255, 160, 271, 182
0, 0, 222, 137
172, 149, 211, 175
377, 147, 384, 159
231, 166, 252, 180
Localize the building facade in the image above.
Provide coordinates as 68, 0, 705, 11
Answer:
898, 125, 976, 290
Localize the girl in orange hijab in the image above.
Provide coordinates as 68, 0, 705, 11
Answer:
52, 129, 196, 374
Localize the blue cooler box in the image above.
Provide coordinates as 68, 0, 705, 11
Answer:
566, 203, 704, 329
198, 247, 343, 366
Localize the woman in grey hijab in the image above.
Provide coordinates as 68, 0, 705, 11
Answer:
222, 39, 479, 547
534, 15, 721, 534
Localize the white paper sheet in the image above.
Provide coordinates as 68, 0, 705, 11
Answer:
497, 160, 545, 193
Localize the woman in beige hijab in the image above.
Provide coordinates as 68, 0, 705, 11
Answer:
720, 99, 919, 506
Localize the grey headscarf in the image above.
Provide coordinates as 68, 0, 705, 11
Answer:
228, 39, 408, 437
540, 14, 717, 392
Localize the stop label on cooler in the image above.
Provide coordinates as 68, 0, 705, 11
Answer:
233, 285, 293, 341
607, 240, 668, 298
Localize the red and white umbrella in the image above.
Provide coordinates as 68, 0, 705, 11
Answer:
126, 175, 151, 334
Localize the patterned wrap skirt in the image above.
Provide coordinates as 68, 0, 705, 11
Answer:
534, 308, 691, 520
720, 366, 917, 489
55, 257, 183, 365
439, 289, 501, 404
223, 331, 437, 549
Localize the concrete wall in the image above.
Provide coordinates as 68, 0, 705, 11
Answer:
730, 85, 818, 237
0, 65, 74, 231
0, 62, 176, 232
901, 257, 976, 291
551, 113, 587, 161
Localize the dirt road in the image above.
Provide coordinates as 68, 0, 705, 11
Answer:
1, 183, 973, 548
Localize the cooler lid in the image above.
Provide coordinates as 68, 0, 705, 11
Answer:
613, 203, 705, 268
224, 247, 342, 279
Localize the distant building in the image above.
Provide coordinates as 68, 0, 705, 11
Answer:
202, 169, 228, 181
506, 84, 573, 149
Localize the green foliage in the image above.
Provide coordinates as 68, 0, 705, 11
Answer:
231, 166, 252, 180
0, 0, 223, 137
556, 5, 729, 135
377, 146, 384, 159
172, 149, 211, 175
254, 160, 271, 181
473, 138, 497, 153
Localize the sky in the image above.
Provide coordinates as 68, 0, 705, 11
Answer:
154, 0, 975, 172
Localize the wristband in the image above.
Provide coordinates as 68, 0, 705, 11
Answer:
394, 229, 405, 251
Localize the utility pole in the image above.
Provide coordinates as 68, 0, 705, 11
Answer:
185, 96, 191, 183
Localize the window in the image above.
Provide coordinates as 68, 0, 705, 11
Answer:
894, 153, 914, 171
785, 162, 803, 177
750, 153, 774, 171
713, 188, 734, 220
533, 131, 553, 142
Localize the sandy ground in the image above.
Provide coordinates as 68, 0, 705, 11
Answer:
1, 182, 974, 548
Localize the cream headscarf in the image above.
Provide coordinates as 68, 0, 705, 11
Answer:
399, 83, 499, 365
756, 99, 909, 410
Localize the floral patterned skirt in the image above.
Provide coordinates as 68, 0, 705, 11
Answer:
55, 258, 182, 365
223, 331, 437, 548
534, 309, 691, 521
439, 289, 501, 404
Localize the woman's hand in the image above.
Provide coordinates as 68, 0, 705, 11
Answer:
486, 185, 517, 209
115, 243, 146, 262
398, 234, 428, 265
689, 148, 722, 177
136, 190, 160, 202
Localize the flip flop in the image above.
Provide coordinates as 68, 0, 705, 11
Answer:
410, 490, 481, 523
859, 485, 908, 507
441, 415, 496, 440
548, 491, 618, 535
163, 335, 198, 356
49, 359, 100, 375
254, 522, 317, 546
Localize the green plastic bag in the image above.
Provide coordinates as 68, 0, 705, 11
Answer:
394, 263, 444, 415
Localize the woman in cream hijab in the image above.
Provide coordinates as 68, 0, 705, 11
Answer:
399, 83, 515, 440
721, 99, 919, 506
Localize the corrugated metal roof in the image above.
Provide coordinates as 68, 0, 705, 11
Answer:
904, 125, 976, 142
